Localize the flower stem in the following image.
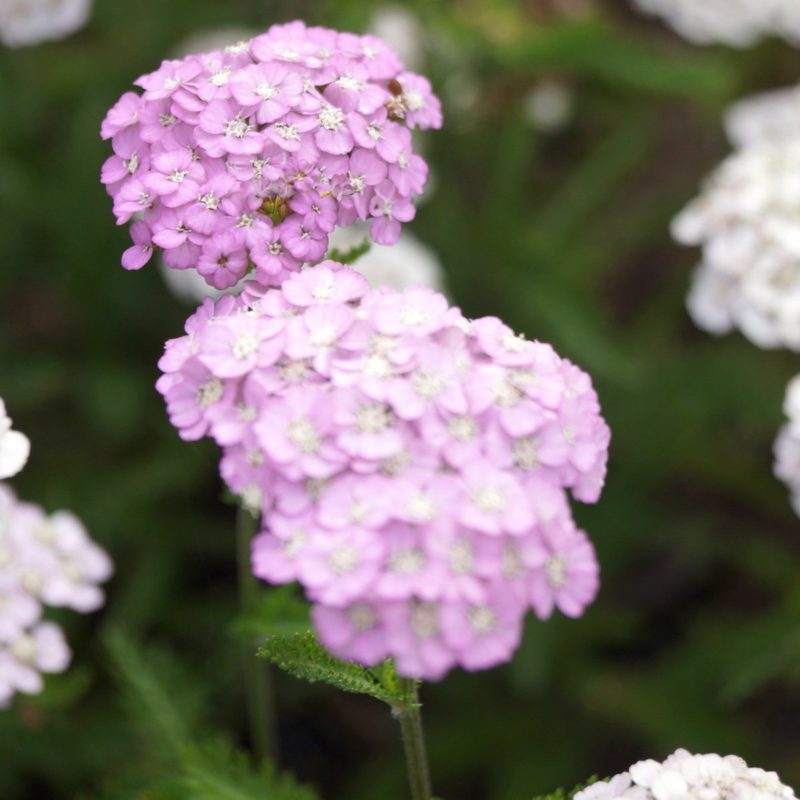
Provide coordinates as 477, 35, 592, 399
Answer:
236, 505, 276, 765
396, 678, 434, 800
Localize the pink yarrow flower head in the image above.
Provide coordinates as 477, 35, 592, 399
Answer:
156, 262, 610, 681
101, 21, 442, 289
0, 484, 112, 707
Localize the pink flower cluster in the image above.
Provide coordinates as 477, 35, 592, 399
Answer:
0, 485, 112, 706
156, 263, 609, 680
101, 20, 441, 290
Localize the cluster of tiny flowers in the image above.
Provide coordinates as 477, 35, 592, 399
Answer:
101, 20, 441, 290
673, 89, 800, 351
0, 485, 112, 706
576, 749, 795, 800
630, 0, 800, 46
774, 375, 800, 517
156, 262, 609, 680
1, 0, 91, 47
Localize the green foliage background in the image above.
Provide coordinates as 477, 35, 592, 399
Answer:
1, 0, 800, 797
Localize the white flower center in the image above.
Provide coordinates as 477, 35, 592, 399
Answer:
124, 152, 139, 174
513, 437, 539, 470
225, 115, 252, 139
563, 425, 576, 445
348, 603, 377, 631
233, 332, 259, 359
336, 75, 364, 91
199, 192, 219, 210
545, 554, 568, 589
241, 485, 262, 515
287, 416, 320, 454
159, 113, 178, 127
319, 104, 345, 131
379, 450, 411, 476
367, 123, 383, 140
168, 169, 187, 183
447, 415, 478, 442
493, 381, 521, 408
311, 282, 334, 300
405, 91, 424, 111
310, 325, 338, 347
449, 538, 474, 575
282, 529, 306, 557
389, 548, 426, 574
329, 544, 359, 575
210, 67, 232, 87
412, 370, 445, 399
468, 605, 497, 635
22, 569, 43, 595
275, 123, 299, 141
278, 359, 311, 382
361, 354, 393, 378
406, 492, 437, 522
356, 403, 394, 434
197, 377, 223, 408
502, 332, 529, 353
348, 173, 366, 194
503, 542, 524, 579
410, 601, 439, 638
348, 500, 370, 524
256, 82, 279, 100
472, 485, 506, 514
398, 153, 410, 169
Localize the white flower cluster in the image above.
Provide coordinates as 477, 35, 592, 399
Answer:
0, 400, 30, 480
0, 398, 112, 706
673, 85, 800, 351
0, 0, 91, 47
576, 749, 795, 800
631, 0, 800, 47
774, 375, 800, 517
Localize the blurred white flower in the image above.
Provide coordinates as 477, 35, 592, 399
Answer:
328, 224, 447, 294
171, 26, 257, 58
725, 84, 800, 149
523, 80, 574, 133
0, 399, 29, 480
775, 375, 800, 517
674, 140, 800, 350
575, 749, 795, 800
0, 0, 91, 47
368, 6, 426, 72
631, 0, 800, 47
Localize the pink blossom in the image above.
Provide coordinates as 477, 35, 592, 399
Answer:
101, 21, 441, 287
157, 262, 611, 680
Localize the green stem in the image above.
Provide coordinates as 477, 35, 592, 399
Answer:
236, 505, 276, 765
396, 678, 434, 800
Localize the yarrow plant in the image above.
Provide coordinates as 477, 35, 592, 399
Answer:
575, 749, 795, 800
100, 20, 441, 290
630, 0, 800, 46
0, 399, 112, 707
156, 262, 610, 681
0, 399, 30, 480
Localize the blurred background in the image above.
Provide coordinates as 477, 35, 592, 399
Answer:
2, 0, 800, 797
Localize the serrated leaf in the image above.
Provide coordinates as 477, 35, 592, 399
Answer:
258, 631, 413, 707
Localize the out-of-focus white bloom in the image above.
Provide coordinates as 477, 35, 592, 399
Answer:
631, 0, 800, 47
171, 26, 257, 58
774, 375, 800, 516
674, 140, 800, 350
575, 749, 795, 800
158, 258, 229, 305
368, 6, 426, 72
524, 80, 574, 133
0, 399, 30, 480
0, 0, 91, 47
725, 85, 800, 149
328, 224, 447, 294
0, 484, 112, 706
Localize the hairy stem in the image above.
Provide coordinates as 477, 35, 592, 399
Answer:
236, 505, 276, 765
396, 678, 434, 800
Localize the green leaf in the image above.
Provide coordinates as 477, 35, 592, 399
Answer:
258, 631, 413, 707
172, 740, 317, 800
325, 238, 372, 265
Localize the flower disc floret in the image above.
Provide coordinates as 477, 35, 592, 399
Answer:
101, 20, 442, 289
157, 261, 610, 680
